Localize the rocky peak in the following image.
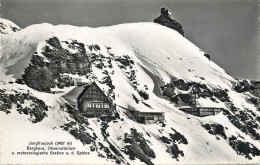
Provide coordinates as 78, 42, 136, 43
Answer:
154, 6, 184, 36
161, 6, 172, 17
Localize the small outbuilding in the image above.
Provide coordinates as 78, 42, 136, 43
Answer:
179, 106, 223, 117
133, 111, 165, 124
122, 107, 164, 124
178, 94, 223, 117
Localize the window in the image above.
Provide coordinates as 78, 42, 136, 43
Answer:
83, 102, 88, 108
96, 104, 101, 108
145, 116, 154, 120
104, 104, 109, 108
87, 103, 92, 108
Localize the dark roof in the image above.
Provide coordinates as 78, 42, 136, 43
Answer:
77, 82, 94, 100
62, 82, 93, 106
62, 82, 113, 106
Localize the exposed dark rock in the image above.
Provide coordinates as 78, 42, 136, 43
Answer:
161, 80, 215, 105
167, 143, 184, 161
201, 88, 213, 98
172, 79, 189, 91
202, 123, 227, 139
88, 44, 100, 51
234, 82, 250, 93
213, 89, 229, 102
160, 83, 175, 99
98, 142, 117, 160
22, 37, 90, 91
223, 105, 260, 140
124, 144, 154, 165
170, 128, 188, 144
124, 128, 155, 165
115, 55, 134, 68
190, 83, 213, 98
62, 120, 120, 163
0, 21, 21, 34
139, 90, 149, 100
0, 89, 48, 123
46, 37, 62, 49
154, 6, 184, 36
101, 121, 110, 137
11, 26, 20, 32
68, 40, 86, 53
132, 94, 139, 104
178, 94, 192, 104
22, 64, 55, 91
142, 102, 152, 108
160, 128, 187, 161
204, 53, 211, 60
107, 142, 123, 164
234, 79, 260, 97
160, 136, 171, 144
62, 121, 94, 145
101, 76, 115, 90
190, 83, 202, 94
69, 129, 93, 145
228, 136, 260, 159
69, 108, 88, 125
248, 97, 259, 105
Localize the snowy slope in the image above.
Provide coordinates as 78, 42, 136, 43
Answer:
0, 20, 259, 164
0, 18, 21, 35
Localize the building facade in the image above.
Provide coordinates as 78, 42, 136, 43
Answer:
77, 82, 113, 117
60, 74, 87, 86
127, 109, 165, 124
178, 94, 223, 117
179, 107, 223, 117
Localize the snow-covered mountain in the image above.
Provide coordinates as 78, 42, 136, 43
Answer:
0, 13, 259, 165
0, 18, 21, 35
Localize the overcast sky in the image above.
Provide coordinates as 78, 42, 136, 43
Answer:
1, 0, 259, 80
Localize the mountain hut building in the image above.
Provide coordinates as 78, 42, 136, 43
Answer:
62, 82, 114, 117
178, 94, 223, 117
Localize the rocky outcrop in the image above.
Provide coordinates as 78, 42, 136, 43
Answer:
213, 89, 230, 102
0, 89, 48, 123
204, 53, 211, 60
124, 128, 155, 165
154, 6, 184, 36
234, 79, 260, 97
22, 37, 91, 91
203, 123, 260, 159
160, 128, 187, 161
202, 123, 227, 139
0, 18, 21, 34
228, 136, 260, 159
160, 79, 215, 104
173, 79, 189, 91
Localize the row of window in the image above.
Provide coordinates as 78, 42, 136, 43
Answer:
139, 113, 164, 116
199, 108, 222, 112
144, 116, 154, 120
84, 94, 104, 98
185, 111, 199, 115
84, 102, 110, 109
200, 112, 214, 115
199, 109, 215, 112
182, 108, 197, 112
